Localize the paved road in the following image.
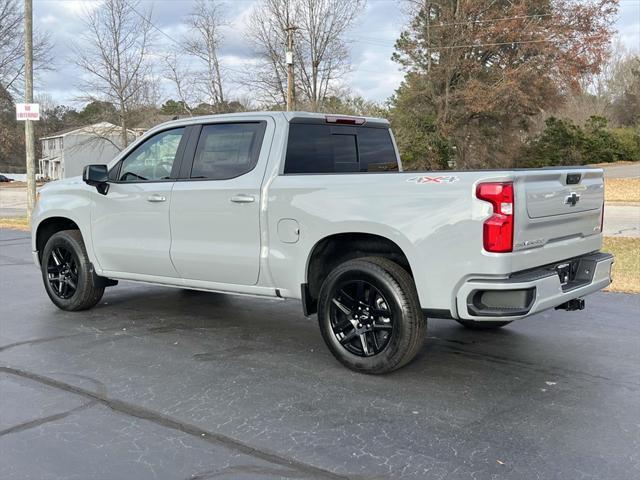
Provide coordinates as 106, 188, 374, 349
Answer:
601, 162, 640, 237
0, 187, 28, 217
603, 204, 640, 237
602, 163, 640, 179
1, 229, 639, 480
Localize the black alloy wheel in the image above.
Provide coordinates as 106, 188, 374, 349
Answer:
41, 230, 105, 311
329, 280, 394, 357
47, 246, 79, 299
317, 257, 426, 374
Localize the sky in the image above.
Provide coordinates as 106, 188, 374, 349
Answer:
34, 0, 640, 108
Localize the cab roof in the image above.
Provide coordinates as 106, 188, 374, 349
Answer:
139, 111, 390, 139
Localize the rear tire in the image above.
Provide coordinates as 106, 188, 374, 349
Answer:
456, 319, 512, 330
41, 230, 104, 311
317, 257, 425, 374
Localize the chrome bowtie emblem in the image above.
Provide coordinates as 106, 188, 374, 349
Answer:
565, 192, 580, 207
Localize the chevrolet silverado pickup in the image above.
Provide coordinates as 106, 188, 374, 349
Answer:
31, 112, 614, 373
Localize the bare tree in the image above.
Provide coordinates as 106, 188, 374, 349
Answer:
73, 0, 154, 149
0, 0, 52, 96
246, 0, 295, 107
548, 40, 640, 128
162, 51, 196, 116
247, 0, 364, 110
607, 53, 640, 126
183, 0, 226, 111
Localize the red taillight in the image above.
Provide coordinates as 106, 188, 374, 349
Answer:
476, 182, 514, 253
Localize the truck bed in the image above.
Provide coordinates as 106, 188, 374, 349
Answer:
267, 166, 605, 317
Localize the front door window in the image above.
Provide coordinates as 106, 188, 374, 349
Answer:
118, 128, 185, 182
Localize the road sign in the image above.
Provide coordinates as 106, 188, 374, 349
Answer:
16, 103, 40, 121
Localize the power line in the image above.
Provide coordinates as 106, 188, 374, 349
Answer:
418, 38, 556, 50
350, 39, 557, 73
124, 0, 248, 77
348, 36, 557, 50
412, 12, 554, 29
348, 12, 558, 47
117, 2, 564, 90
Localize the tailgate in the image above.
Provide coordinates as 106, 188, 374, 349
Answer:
525, 169, 603, 218
514, 168, 603, 251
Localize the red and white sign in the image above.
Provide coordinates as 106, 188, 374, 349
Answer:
16, 103, 40, 121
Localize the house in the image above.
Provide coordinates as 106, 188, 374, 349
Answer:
38, 122, 138, 180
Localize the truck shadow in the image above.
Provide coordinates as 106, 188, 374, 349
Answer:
97, 287, 549, 363
44, 284, 627, 391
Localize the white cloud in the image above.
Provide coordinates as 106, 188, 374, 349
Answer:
617, 1, 639, 53
59, 0, 102, 16
33, 0, 640, 107
38, 14, 59, 25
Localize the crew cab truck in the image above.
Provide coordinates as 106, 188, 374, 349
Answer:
31, 112, 614, 373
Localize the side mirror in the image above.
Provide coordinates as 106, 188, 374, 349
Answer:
83, 164, 109, 195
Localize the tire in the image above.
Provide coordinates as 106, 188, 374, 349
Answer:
41, 230, 104, 311
456, 319, 512, 330
317, 257, 425, 374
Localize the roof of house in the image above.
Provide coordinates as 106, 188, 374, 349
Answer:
40, 122, 135, 141
39, 126, 81, 139
132, 114, 176, 130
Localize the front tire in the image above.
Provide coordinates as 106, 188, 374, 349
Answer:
317, 257, 425, 374
456, 319, 512, 330
41, 230, 104, 311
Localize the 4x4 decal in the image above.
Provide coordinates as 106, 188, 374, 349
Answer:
407, 175, 460, 184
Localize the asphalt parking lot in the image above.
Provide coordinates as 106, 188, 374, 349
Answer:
1, 228, 639, 480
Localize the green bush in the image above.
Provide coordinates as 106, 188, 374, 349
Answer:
521, 116, 640, 167
610, 127, 640, 161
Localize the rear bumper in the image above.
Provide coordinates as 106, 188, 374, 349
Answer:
455, 252, 614, 321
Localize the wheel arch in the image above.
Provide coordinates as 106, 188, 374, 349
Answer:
35, 216, 82, 264
303, 232, 414, 315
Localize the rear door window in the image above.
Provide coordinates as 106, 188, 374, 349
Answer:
190, 122, 266, 180
284, 124, 398, 174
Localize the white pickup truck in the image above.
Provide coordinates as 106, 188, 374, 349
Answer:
31, 112, 614, 373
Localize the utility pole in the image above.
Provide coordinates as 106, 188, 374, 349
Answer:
24, 0, 36, 223
285, 25, 297, 112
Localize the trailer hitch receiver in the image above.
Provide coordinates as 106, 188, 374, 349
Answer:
555, 298, 585, 311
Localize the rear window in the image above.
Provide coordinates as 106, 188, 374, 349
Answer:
284, 124, 398, 174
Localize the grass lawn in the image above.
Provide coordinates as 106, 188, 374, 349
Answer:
0, 216, 29, 231
603, 237, 640, 294
605, 178, 640, 203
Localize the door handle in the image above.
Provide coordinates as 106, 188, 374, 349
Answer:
230, 194, 255, 204
147, 194, 167, 203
